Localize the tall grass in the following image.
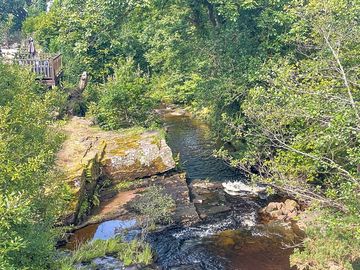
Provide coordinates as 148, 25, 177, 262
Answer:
57, 238, 152, 269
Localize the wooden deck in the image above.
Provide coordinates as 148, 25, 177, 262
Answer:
16, 52, 63, 86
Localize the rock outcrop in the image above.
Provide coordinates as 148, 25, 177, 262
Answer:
56, 117, 175, 224
102, 130, 175, 181
152, 173, 200, 225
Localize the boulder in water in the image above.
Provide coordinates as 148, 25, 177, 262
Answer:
222, 181, 267, 199
190, 180, 231, 220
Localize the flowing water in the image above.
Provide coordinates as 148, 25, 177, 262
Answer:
147, 114, 298, 270
66, 113, 299, 269
163, 114, 240, 182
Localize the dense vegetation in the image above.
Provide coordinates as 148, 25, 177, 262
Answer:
0, 0, 47, 44
1, 0, 359, 269
87, 58, 157, 129
0, 63, 68, 269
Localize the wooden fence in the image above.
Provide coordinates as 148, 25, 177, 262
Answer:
16, 53, 63, 86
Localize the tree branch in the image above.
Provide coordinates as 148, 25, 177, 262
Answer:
323, 32, 360, 126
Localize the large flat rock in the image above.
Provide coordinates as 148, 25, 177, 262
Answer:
78, 173, 200, 228
57, 117, 175, 182
56, 117, 175, 224
102, 130, 175, 181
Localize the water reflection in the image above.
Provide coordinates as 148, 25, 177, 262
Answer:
66, 113, 299, 270
164, 115, 240, 182
206, 229, 297, 270
93, 219, 136, 240
66, 219, 137, 250
148, 114, 298, 270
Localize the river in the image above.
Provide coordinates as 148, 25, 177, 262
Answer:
148, 113, 297, 270
163, 114, 240, 182
66, 113, 299, 269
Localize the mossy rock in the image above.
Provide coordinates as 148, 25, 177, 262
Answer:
56, 117, 175, 224
102, 132, 175, 182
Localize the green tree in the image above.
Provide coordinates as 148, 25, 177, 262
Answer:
88, 58, 156, 130
0, 0, 29, 44
0, 62, 68, 269
25, 0, 360, 267
216, 0, 360, 268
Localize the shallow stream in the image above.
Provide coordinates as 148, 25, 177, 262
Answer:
67, 113, 299, 269
148, 114, 297, 270
163, 114, 240, 182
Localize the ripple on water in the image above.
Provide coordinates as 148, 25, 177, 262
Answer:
146, 114, 300, 270
164, 115, 241, 182
205, 229, 297, 270
172, 218, 236, 239
67, 113, 300, 270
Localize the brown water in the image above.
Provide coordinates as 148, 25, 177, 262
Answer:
164, 114, 241, 182
147, 217, 300, 270
152, 114, 299, 269
207, 230, 296, 270
66, 223, 98, 250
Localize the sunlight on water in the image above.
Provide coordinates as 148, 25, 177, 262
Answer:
66, 219, 137, 249
93, 219, 136, 240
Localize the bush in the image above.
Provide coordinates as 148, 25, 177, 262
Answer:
291, 210, 360, 270
0, 62, 68, 269
88, 58, 157, 130
131, 186, 175, 234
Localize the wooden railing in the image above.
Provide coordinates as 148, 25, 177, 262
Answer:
52, 54, 62, 77
16, 52, 63, 86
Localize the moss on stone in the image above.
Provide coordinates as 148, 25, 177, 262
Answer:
108, 135, 141, 156
104, 156, 168, 183
150, 156, 168, 173
57, 117, 174, 225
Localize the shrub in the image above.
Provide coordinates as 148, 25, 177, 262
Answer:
131, 186, 175, 235
88, 58, 157, 130
0, 62, 68, 269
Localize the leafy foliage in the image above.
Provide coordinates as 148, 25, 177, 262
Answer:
0, 0, 27, 42
0, 62, 68, 269
291, 209, 360, 270
0, 0, 47, 44
10, 0, 360, 268
88, 58, 157, 130
131, 186, 175, 232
